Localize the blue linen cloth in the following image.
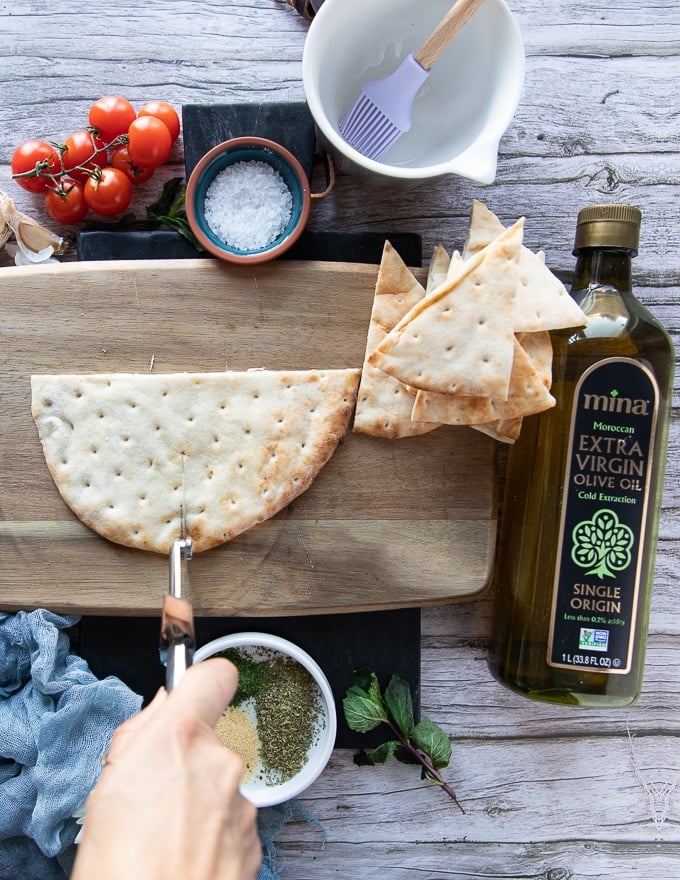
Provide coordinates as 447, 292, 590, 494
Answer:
257, 800, 325, 880
0, 609, 323, 880
0, 609, 142, 880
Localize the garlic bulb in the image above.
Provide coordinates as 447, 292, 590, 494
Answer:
0, 189, 67, 264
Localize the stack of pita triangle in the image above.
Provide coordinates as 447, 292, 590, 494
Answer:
353, 201, 587, 443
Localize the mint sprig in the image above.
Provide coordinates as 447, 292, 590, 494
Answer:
342, 668, 463, 810
145, 177, 202, 249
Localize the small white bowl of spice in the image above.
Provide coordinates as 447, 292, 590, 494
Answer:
185, 137, 311, 264
194, 631, 337, 807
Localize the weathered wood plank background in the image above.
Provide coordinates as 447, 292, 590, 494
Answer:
1, 1, 678, 877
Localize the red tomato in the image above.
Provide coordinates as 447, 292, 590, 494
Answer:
62, 130, 108, 184
127, 116, 172, 168
138, 101, 181, 143
83, 167, 133, 216
88, 96, 137, 142
110, 144, 155, 184
11, 140, 62, 193
45, 179, 89, 224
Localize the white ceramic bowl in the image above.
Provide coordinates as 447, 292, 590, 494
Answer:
194, 632, 337, 807
302, 0, 525, 187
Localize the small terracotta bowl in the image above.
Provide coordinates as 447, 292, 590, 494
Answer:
185, 137, 311, 265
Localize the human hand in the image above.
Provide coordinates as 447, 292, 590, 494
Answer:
72, 658, 262, 880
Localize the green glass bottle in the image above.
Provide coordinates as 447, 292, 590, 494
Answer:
487, 204, 674, 706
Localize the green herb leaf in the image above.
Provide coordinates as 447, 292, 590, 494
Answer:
367, 740, 400, 764
342, 688, 388, 733
342, 668, 388, 732
352, 667, 384, 705
145, 177, 185, 220
145, 177, 204, 250
412, 718, 452, 771
384, 674, 415, 738
353, 749, 375, 767
394, 745, 419, 765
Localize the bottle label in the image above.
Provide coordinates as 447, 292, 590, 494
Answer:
547, 357, 658, 674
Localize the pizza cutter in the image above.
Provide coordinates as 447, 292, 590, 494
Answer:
159, 461, 195, 691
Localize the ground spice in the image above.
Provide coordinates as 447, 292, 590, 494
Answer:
214, 705, 260, 783
256, 656, 320, 784
217, 647, 323, 785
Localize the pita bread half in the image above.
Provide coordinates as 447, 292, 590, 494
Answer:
353, 242, 439, 439
368, 219, 524, 401
31, 369, 360, 554
463, 200, 586, 333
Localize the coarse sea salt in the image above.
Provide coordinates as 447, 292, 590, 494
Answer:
204, 160, 294, 252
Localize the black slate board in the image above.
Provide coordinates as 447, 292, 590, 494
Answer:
73, 101, 423, 750
76, 227, 423, 267
182, 102, 317, 180
70, 611, 420, 749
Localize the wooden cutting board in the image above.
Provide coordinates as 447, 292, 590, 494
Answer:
0, 258, 497, 616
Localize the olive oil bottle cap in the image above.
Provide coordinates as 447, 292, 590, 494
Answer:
573, 204, 641, 256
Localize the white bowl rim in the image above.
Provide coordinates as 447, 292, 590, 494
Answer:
195, 631, 337, 807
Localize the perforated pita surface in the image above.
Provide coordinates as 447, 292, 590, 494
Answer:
411, 337, 556, 425
464, 200, 586, 333
31, 369, 360, 554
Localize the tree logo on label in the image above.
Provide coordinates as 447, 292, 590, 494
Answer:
571, 508, 634, 578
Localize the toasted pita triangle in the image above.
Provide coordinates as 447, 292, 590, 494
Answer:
353, 242, 439, 439
472, 417, 523, 444
463, 200, 586, 333
31, 369, 360, 554
463, 200, 506, 259
369, 219, 524, 401
517, 330, 553, 388
411, 336, 556, 425
468, 330, 553, 443
426, 244, 451, 292
445, 249, 465, 283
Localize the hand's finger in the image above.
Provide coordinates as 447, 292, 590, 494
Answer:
164, 657, 238, 729
107, 686, 168, 759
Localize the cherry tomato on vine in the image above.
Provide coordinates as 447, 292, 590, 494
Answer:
138, 101, 181, 143
11, 140, 62, 193
88, 96, 137, 142
62, 130, 108, 184
127, 116, 172, 168
110, 144, 155, 184
83, 167, 133, 216
45, 179, 89, 224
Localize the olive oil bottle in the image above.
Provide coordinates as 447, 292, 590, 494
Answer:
487, 204, 674, 707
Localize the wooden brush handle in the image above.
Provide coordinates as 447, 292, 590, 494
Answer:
414, 0, 486, 71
